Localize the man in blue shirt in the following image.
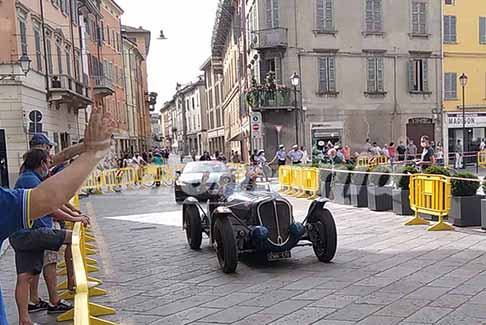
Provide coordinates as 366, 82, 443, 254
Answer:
0, 108, 115, 324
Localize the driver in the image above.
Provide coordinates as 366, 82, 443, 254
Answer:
241, 159, 263, 191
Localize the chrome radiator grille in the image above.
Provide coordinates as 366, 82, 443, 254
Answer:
257, 200, 292, 245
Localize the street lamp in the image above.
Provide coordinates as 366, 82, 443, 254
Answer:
0, 55, 31, 80
290, 72, 300, 144
459, 73, 468, 167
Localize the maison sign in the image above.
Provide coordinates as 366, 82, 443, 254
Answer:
447, 112, 486, 128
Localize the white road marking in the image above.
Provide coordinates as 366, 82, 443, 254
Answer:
107, 210, 182, 227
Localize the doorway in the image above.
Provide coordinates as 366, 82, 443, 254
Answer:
406, 119, 435, 147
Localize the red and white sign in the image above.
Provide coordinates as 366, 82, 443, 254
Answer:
251, 112, 263, 139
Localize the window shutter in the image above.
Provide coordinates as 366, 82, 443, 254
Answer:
266, 0, 273, 28
316, 0, 324, 30
19, 20, 28, 55
272, 0, 279, 28
419, 3, 426, 33
374, 0, 382, 32
408, 60, 415, 92
274, 58, 282, 83
422, 59, 429, 92
34, 29, 42, 71
451, 16, 457, 42
444, 16, 449, 42
319, 57, 328, 92
328, 57, 336, 92
367, 57, 376, 92
411, 2, 419, 33
480, 17, 486, 43
377, 57, 384, 92
451, 73, 457, 98
365, 0, 374, 32
325, 0, 333, 30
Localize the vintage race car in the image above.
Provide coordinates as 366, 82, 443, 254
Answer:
182, 171, 337, 273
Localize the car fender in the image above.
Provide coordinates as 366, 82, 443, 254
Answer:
304, 197, 331, 224
182, 197, 205, 230
209, 207, 234, 244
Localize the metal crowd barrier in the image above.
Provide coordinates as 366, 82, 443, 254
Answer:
406, 174, 453, 231
356, 155, 388, 169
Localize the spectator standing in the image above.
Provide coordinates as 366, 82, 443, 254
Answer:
417, 135, 436, 168
388, 142, 397, 163
288, 145, 304, 165
435, 145, 444, 166
382, 144, 389, 158
370, 142, 382, 156
231, 151, 241, 163
481, 138, 486, 151
301, 146, 310, 165
342, 146, 351, 162
270, 145, 287, 167
407, 140, 418, 161
364, 138, 372, 153
455, 139, 464, 169
397, 141, 407, 161
200, 151, 211, 161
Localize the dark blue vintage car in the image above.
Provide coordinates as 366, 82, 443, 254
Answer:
182, 167, 337, 273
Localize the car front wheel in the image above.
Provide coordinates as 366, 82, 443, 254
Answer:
310, 208, 337, 263
214, 217, 238, 273
184, 205, 202, 249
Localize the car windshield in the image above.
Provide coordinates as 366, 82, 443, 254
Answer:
183, 162, 228, 174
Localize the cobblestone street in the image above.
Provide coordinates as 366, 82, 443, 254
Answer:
2, 187, 486, 324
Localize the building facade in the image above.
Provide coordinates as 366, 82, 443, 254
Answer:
160, 98, 176, 149
245, 0, 443, 156
443, 0, 486, 158
183, 77, 208, 156
0, 0, 93, 186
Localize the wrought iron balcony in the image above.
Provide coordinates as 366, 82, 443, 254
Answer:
92, 75, 114, 97
250, 28, 288, 50
48, 74, 91, 109
246, 87, 297, 111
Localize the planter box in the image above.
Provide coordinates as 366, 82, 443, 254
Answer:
482, 199, 486, 230
333, 183, 351, 205
392, 189, 414, 216
350, 184, 368, 208
450, 195, 483, 227
320, 181, 332, 199
367, 186, 393, 211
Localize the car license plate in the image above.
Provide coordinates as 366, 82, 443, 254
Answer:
267, 251, 291, 261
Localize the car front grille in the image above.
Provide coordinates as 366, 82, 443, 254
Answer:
257, 200, 292, 245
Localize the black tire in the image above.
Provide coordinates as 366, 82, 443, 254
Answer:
310, 208, 337, 263
213, 217, 238, 273
184, 206, 202, 249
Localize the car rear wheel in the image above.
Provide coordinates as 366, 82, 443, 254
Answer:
214, 217, 238, 273
184, 206, 202, 249
310, 208, 337, 263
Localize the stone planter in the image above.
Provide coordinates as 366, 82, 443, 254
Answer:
333, 183, 351, 205
450, 195, 483, 227
367, 186, 393, 211
482, 199, 486, 230
392, 189, 414, 216
350, 184, 368, 208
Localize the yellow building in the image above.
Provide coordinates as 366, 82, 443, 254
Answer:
443, 0, 486, 155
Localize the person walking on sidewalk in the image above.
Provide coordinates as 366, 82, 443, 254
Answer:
455, 139, 464, 169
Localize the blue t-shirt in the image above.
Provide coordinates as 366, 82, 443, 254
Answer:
15, 170, 52, 229
0, 187, 30, 325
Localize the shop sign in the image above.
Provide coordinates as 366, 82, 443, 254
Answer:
447, 112, 486, 128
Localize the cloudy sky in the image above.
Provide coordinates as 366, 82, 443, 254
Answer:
116, 0, 218, 107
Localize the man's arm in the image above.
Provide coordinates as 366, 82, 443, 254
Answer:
52, 209, 90, 226
51, 143, 85, 166
29, 109, 114, 221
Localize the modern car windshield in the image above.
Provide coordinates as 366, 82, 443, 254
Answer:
183, 162, 228, 174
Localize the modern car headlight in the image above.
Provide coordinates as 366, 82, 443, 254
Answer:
175, 180, 186, 186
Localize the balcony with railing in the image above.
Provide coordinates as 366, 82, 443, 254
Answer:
245, 73, 297, 111
48, 74, 91, 109
250, 28, 288, 50
92, 75, 114, 97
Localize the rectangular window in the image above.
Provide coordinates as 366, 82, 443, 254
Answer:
266, 58, 282, 83
365, 0, 382, 33
408, 58, 429, 93
19, 19, 28, 55
107, 25, 110, 44
316, 0, 334, 31
266, 0, 279, 28
480, 17, 486, 44
65, 50, 71, 76
56, 44, 63, 74
444, 72, 457, 99
319, 56, 337, 93
46, 39, 53, 75
411, 2, 427, 34
366, 56, 385, 93
34, 28, 43, 71
445, 0, 454, 4
444, 15, 457, 43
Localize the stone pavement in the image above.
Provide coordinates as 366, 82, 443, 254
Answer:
2, 186, 486, 324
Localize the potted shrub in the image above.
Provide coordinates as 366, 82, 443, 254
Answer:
367, 165, 393, 211
449, 172, 482, 227
319, 164, 334, 199
350, 166, 369, 207
392, 165, 418, 216
332, 164, 354, 205
422, 166, 451, 221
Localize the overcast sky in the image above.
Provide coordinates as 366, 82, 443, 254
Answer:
116, 0, 218, 107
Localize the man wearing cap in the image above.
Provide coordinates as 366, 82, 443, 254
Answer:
288, 145, 304, 165
270, 145, 287, 167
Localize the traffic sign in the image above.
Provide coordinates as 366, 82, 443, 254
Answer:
251, 112, 263, 139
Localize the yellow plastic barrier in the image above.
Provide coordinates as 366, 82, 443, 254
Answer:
290, 167, 307, 198
302, 167, 319, 200
406, 174, 453, 231
57, 222, 116, 324
356, 156, 370, 168
278, 165, 292, 192
478, 151, 486, 168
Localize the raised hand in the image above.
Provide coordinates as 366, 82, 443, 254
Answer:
84, 108, 116, 157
